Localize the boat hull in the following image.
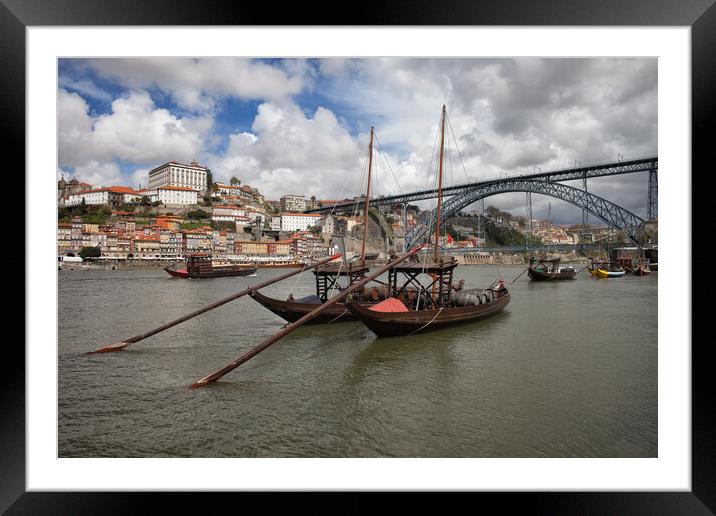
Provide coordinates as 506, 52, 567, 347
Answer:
527, 269, 576, 281
591, 268, 625, 278
250, 290, 359, 324
165, 268, 189, 278
164, 266, 257, 278
347, 293, 510, 337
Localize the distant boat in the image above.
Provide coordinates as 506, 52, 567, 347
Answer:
588, 261, 625, 278
631, 260, 651, 276
164, 253, 257, 278
527, 257, 576, 281
612, 251, 653, 276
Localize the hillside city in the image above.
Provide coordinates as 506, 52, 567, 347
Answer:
57, 159, 618, 265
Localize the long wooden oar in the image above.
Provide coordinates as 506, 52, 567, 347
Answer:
87, 253, 342, 354
575, 263, 592, 276
510, 266, 530, 284
189, 245, 423, 388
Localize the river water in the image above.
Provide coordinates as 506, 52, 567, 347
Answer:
58, 264, 657, 457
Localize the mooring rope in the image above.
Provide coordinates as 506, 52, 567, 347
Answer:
407, 307, 444, 337
326, 308, 349, 324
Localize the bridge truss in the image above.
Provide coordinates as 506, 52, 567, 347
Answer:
305, 156, 658, 215
405, 179, 646, 248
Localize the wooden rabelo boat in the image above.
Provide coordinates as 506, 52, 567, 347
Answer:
631, 259, 651, 276
527, 257, 577, 281
164, 253, 257, 278
348, 257, 510, 337
249, 126, 386, 324
347, 105, 510, 337
250, 262, 383, 324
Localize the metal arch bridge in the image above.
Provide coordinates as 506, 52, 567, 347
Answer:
305, 155, 658, 216
406, 179, 646, 248
432, 243, 630, 254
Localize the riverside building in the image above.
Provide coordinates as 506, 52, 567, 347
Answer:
148, 160, 208, 193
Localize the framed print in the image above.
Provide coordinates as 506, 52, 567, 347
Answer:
7, 0, 710, 513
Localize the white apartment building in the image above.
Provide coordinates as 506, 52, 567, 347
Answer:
212, 205, 249, 224
148, 160, 208, 193
66, 186, 138, 207
280, 212, 322, 232
130, 186, 198, 205
157, 186, 198, 205
280, 194, 306, 212
269, 217, 281, 231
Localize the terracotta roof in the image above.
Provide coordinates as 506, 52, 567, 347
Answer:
281, 212, 321, 217
158, 185, 197, 192
72, 185, 140, 196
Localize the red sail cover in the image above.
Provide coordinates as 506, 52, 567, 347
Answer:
368, 297, 409, 313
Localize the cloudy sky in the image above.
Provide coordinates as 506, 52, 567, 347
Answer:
58, 58, 657, 224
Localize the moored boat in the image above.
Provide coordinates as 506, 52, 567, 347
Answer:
249, 126, 387, 323
347, 106, 510, 337
164, 253, 257, 278
588, 261, 625, 278
249, 262, 382, 324
348, 259, 510, 337
631, 259, 651, 276
527, 257, 576, 281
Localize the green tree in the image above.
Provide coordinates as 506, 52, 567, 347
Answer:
187, 209, 210, 220
79, 246, 101, 259
206, 168, 213, 188
230, 176, 241, 186
140, 195, 151, 206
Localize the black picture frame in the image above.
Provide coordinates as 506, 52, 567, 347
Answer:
6, 0, 708, 513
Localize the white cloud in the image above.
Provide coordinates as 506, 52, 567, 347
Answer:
208, 102, 363, 200
72, 161, 124, 188
80, 58, 305, 112
58, 76, 112, 102
129, 168, 150, 190
58, 88, 212, 168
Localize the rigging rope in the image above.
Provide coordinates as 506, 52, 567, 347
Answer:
445, 110, 471, 183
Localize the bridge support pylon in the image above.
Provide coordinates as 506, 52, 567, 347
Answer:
648, 169, 658, 220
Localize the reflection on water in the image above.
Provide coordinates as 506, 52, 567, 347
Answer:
58, 266, 657, 457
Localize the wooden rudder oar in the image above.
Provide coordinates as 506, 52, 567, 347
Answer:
87, 253, 342, 354
189, 246, 423, 388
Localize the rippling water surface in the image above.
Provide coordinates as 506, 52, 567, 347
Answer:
58, 265, 657, 457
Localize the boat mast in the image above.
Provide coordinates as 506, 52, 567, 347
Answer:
361, 126, 374, 267
434, 105, 446, 262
